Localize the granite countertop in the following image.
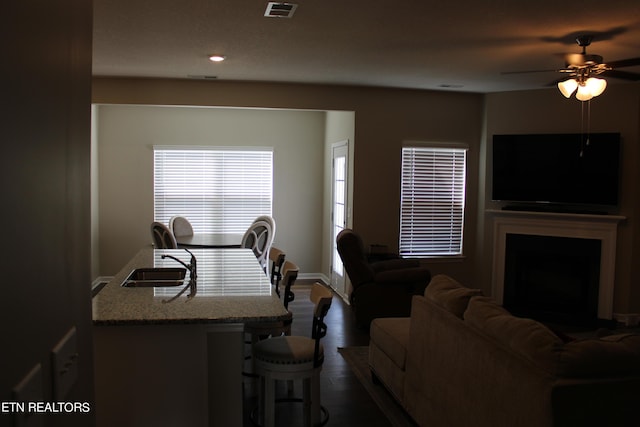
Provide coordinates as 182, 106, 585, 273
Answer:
92, 248, 291, 326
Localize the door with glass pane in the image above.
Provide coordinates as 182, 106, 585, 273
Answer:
331, 142, 348, 297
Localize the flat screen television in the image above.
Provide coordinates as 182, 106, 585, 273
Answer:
492, 132, 621, 210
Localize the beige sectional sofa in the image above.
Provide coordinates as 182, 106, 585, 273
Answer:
369, 274, 640, 427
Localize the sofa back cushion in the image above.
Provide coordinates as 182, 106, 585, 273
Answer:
464, 296, 640, 378
464, 296, 563, 373
424, 274, 483, 319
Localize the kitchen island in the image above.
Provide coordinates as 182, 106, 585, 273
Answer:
92, 248, 290, 427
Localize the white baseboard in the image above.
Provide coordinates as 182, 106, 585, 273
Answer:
298, 273, 350, 304
297, 272, 330, 284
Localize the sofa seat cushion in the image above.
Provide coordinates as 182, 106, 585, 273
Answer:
464, 296, 563, 373
558, 333, 640, 377
424, 274, 483, 319
370, 317, 411, 370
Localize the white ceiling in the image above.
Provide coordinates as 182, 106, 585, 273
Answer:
93, 0, 640, 93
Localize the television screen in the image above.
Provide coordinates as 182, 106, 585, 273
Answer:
492, 133, 620, 208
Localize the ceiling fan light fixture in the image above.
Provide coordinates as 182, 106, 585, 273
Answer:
557, 76, 606, 101
585, 77, 607, 97
575, 84, 594, 101
558, 79, 578, 98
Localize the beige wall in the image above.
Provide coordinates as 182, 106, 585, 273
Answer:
95, 104, 327, 276
92, 77, 640, 315
93, 78, 484, 289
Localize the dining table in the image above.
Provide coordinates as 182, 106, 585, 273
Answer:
175, 232, 244, 248
92, 248, 289, 427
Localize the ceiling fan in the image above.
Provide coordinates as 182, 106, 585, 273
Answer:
504, 35, 640, 100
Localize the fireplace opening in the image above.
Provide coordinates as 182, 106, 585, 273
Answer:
503, 234, 602, 327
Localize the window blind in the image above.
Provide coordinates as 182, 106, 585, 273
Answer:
154, 148, 273, 233
399, 146, 467, 257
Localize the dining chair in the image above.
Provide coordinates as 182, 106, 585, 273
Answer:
253, 215, 276, 240
241, 220, 273, 272
169, 215, 194, 237
253, 282, 333, 427
150, 222, 178, 249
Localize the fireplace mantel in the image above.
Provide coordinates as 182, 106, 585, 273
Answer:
487, 209, 625, 320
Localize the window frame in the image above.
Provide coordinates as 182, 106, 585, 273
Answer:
399, 142, 468, 258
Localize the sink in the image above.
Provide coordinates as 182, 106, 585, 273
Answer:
121, 267, 187, 287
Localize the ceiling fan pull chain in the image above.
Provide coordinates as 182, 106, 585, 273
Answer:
579, 100, 592, 158
580, 101, 585, 157
587, 100, 591, 147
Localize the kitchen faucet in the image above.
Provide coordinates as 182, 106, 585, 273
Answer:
161, 248, 197, 282
161, 249, 197, 302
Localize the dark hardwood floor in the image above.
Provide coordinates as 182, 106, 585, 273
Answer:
242, 281, 398, 427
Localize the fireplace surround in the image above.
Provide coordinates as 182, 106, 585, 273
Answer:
489, 210, 625, 323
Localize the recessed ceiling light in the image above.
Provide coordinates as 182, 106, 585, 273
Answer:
208, 54, 226, 63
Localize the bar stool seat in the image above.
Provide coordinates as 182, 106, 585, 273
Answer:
256, 335, 319, 365
244, 261, 299, 381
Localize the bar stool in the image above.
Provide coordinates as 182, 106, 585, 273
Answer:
243, 261, 299, 392
245, 260, 299, 347
268, 246, 286, 292
253, 283, 333, 427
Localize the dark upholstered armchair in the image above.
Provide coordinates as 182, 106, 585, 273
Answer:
336, 229, 431, 327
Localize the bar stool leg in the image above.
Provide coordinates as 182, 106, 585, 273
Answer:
264, 373, 276, 427
258, 375, 266, 426
302, 377, 311, 427
311, 369, 321, 426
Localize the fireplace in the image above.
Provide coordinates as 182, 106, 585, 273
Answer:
489, 210, 624, 324
503, 234, 601, 326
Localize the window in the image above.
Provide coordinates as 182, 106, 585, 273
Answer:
154, 147, 273, 233
399, 145, 467, 257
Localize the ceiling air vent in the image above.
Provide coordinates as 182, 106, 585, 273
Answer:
187, 75, 218, 80
264, 2, 298, 18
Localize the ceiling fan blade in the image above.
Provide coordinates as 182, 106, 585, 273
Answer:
606, 57, 640, 68
501, 68, 561, 75
604, 69, 640, 81
545, 77, 566, 87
